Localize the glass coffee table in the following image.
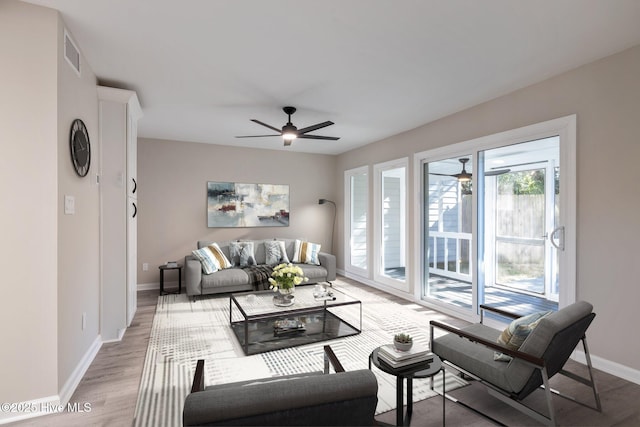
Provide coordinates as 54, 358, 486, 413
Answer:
229, 286, 362, 355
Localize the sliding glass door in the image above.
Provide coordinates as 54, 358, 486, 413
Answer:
418, 116, 575, 321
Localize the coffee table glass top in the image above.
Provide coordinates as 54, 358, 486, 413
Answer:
231, 285, 359, 318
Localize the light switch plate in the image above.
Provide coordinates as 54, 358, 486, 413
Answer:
64, 195, 75, 214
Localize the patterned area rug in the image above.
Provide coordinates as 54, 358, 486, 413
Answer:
133, 279, 467, 427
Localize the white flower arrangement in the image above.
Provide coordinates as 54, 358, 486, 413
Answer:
268, 263, 309, 291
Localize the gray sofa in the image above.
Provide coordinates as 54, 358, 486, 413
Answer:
185, 238, 336, 297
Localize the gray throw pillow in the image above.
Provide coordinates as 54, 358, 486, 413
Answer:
229, 241, 255, 267
264, 240, 290, 266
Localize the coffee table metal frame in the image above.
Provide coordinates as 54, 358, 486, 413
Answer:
369, 347, 445, 427
229, 286, 362, 355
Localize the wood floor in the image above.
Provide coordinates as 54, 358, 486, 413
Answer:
10, 278, 640, 426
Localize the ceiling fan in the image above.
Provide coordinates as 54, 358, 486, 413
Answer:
236, 106, 340, 146
429, 158, 510, 182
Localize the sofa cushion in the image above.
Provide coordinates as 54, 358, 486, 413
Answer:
292, 240, 321, 265
192, 243, 232, 274
201, 268, 249, 289
297, 264, 329, 281
264, 240, 290, 265
229, 241, 256, 267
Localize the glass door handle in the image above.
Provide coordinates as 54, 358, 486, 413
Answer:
549, 226, 565, 251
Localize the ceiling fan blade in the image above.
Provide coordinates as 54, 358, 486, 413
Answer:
297, 134, 340, 141
485, 168, 511, 176
429, 172, 456, 177
235, 135, 280, 138
250, 119, 282, 133
297, 121, 334, 134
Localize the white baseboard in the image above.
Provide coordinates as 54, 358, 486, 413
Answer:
573, 349, 640, 386
59, 335, 102, 404
0, 336, 101, 425
137, 281, 160, 291
102, 327, 126, 344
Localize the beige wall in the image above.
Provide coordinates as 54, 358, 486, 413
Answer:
137, 139, 338, 284
0, 0, 59, 405
56, 15, 100, 389
0, 0, 101, 413
335, 45, 640, 373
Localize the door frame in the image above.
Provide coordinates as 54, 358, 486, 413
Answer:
413, 115, 576, 323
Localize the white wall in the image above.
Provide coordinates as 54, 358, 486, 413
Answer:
336, 44, 640, 375
0, 0, 59, 407
137, 138, 338, 285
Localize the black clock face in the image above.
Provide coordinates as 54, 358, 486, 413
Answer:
70, 119, 91, 177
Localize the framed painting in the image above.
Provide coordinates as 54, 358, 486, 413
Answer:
207, 181, 290, 228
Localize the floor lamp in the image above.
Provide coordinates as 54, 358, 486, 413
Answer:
318, 199, 336, 254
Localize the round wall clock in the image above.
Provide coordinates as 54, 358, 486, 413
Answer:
70, 118, 91, 177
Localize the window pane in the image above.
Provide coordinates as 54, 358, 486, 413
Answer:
381, 166, 405, 281
350, 173, 367, 270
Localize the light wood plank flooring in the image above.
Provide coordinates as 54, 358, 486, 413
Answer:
10, 278, 640, 426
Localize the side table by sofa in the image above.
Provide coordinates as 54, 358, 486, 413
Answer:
369, 347, 444, 427
159, 264, 182, 295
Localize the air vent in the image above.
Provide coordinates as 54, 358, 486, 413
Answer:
64, 29, 81, 76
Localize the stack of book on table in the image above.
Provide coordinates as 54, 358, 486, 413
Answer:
378, 344, 433, 370
273, 319, 306, 336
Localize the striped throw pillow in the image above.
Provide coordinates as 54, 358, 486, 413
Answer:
494, 311, 551, 361
192, 243, 232, 274
292, 240, 321, 265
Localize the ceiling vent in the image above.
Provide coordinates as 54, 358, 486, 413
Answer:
64, 29, 81, 76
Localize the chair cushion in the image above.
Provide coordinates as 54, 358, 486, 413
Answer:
433, 323, 516, 393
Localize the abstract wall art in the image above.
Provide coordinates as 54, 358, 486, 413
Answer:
207, 181, 290, 228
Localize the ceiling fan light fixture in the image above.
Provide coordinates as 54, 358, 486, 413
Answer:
282, 132, 297, 142
457, 175, 471, 182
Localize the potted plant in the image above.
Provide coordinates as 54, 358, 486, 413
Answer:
393, 332, 413, 351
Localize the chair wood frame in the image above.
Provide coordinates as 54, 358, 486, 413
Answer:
429, 304, 602, 426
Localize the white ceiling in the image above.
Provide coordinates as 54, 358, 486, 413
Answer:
25, 0, 640, 155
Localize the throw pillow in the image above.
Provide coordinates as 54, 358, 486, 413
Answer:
229, 241, 256, 267
264, 240, 290, 266
192, 243, 232, 274
494, 311, 551, 362
292, 239, 321, 265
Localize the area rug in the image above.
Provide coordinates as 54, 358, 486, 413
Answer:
133, 279, 467, 427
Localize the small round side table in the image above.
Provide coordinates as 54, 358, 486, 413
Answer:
159, 264, 182, 295
369, 347, 445, 426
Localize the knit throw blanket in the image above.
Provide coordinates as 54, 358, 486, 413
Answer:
242, 265, 274, 290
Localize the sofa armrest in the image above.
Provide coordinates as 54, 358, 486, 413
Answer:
317, 252, 336, 282
183, 370, 378, 426
184, 255, 203, 296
